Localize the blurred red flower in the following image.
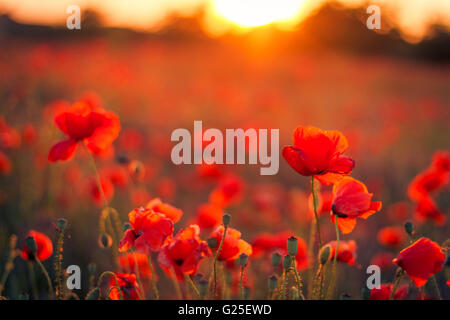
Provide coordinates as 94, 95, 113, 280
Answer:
377, 227, 405, 248
370, 283, 408, 300
325, 240, 357, 265
307, 191, 333, 219
251, 231, 309, 270
408, 168, 449, 202
48, 100, 120, 162
145, 198, 183, 223
209, 175, 244, 208
118, 252, 155, 279
0, 116, 21, 149
210, 226, 252, 261
414, 196, 446, 226
89, 177, 114, 206
370, 252, 395, 270
22, 123, 37, 146
282, 126, 355, 185
158, 225, 210, 280
119, 208, 173, 254
195, 203, 223, 229
108, 273, 141, 300
0, 151, 12, 175
21, 230, 53, 261
330, 177, 382, 234
393, 237, 445, 287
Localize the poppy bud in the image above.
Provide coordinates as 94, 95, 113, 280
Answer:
56, 218, 68, 232
238, 253, 248, 267
207, 237, 218, 249
287, 236, 298, 256
98, 233, 112, 249
271, 253, 281, 267
268, 275, 278, 291
85, 287, 100, 300
319, 245, 331, 265
222, 214, 231, 227
282, 255, 292, 270
123, 222, 132, 233
198, 279, 209, 298
117, 154, 130, 164
25, 236, 37, 256
404, 221, 414, 235
88, 262, 97, 274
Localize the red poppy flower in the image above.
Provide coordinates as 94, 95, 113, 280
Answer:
108, 273, 141, 300
431, 151, 450, 172
48, 100, 120, 162
118, 252, 155, 279
330, 177, 382, 234
393, 237, 445, 287
325, 240, 357, 265
251, 231, 309, 270
408, 168, 448, 201
21, 230, 53, 261
209, 175, 244, 208
414, 196, 446, 226
377, 227, 405, 248
0, 151, 12, 175
158, 225, 210, 280
370, 252, 395, 270
119, 208, 173, 254
209, 226, 252, 261
282, 126, 355, 185
89, 177, 114, 207
145, 198, 183, 223
102, 165, 129, 188
195, 203, 223, 229
370, 283, 408, 300
22, 123, 37, 146
0, 116, 21, 149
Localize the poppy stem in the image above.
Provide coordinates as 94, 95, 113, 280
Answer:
240, 265, 245, 300
170, 267, 183, 299
54, 228, 65, 300
290, 265, 305, 300
281, 270, 288, 300
389, 268, 404, 300
430, 276, 442, 300
27, 261, 38, 300
35, 257, 54, 300
132, 251, 146, 299
0, 235, 18, 296
185, 274, 200, 299
83, 143, 108, 208
97, 271, 123, 300
213, 225, 228, 299
147, 254, 159, 300
326, 215, 339, 300
311, 176, 322, 250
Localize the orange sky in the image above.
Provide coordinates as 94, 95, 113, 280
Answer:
1, 0, 449, 40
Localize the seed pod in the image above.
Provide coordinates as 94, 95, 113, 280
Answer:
404, 221, 414, 235
207, 237, 218, 249
222, 214, 231, 227
56, 218, 68, 232
271, 253, 281, 267
319, 245, 331, 265
287, 236, 298, 256
282, 255, 292, 270
239, 253, 248, 267
98, 233, 112, 249
25, 236, 37, 255
268, 275, 278, 291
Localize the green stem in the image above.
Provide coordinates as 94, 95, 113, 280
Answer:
430, 276, 442, 300
132, 251, 146, 299
240, 266, 245, 300
171, 268, 183, 299
389, 268, 404, 300
54, 230, 64, 300
84, 143, 107, 208
213, 225, 228, 299
281, 270, 288, 300
147, 254, 159, 300
185, 274, 200, 299
27, 261, 38, 300
97, 271, 123, 300
311, 176, 322, 250
290, 265, 306, 300
35, 258, 54, 300
326, 215, 339, 300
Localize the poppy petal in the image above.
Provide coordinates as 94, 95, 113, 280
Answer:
48, 139, 78, 162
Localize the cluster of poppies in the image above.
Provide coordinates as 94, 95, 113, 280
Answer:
5, 100, 448, 300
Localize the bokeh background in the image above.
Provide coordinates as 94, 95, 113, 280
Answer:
0, 0, 449, 299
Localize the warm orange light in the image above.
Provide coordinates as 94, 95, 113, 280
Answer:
211, 0, 307, 28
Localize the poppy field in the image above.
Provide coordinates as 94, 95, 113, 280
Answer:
0, 36, 449, 301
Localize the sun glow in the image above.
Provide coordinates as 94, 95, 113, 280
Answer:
211, 0, 307, 28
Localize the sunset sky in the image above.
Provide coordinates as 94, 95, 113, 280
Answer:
1, 0, 449, 40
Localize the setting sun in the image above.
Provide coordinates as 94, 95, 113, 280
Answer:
211, 0, 307, 28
